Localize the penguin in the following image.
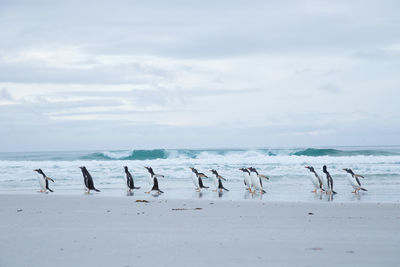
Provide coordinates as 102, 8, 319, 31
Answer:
210, 169, 229, 192
322, 165, 336, 195
305, 166, 323, 193
124, 166, 140, 192
189, 167, 209, 191
343, 168, 367, 193
79, 166, 100, 193
239, 168, 252, 192
189, 167, 200, 190
34, 169, 54, 193
144, 167, 164, 194
248, 167, 269, 194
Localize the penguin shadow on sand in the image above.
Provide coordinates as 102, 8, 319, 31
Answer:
151, 191, 163, 198
195, 191, 204, 199
251, 192, 264, 200
126, 191, 135, 197
351, 193, 362, 201
321, 193, 334, 202
313, 191, 325, 201
243, 190, 251, 200
350, 190, 367, 201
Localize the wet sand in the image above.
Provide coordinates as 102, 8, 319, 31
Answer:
0, 194, 399, 267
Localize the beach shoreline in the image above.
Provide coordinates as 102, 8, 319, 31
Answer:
1, 194, 399, 267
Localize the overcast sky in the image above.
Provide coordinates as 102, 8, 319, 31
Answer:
0, 0, 399, 151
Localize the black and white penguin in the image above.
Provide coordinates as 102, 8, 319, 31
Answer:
210, 169, 229, 192
248, 167, 269, 194
322, 165, 336, 195
189, 167, 209, 191
343, 168, 367, 193
305, 166, 323, 193
144, 167, 164, 194
239, 168, 252, 191
79, 166, 100, 193
124, 166, 140, 192
34, 169, 54, 193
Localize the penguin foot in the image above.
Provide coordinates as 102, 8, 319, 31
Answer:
145, 191, 150, 194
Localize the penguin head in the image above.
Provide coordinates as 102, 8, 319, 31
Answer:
190, 167, 197, 174
239, 168, 250, 174
305, 166, 315, 172
144, 166, 154, 175
34, 169, 44, 175
210, 169, 217, 175
322, 165, 328, 173
124, 166, 128, 171
343, 168, 352, 174
248, 167, 258, 174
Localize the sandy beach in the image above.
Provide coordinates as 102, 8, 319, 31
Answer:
0, 194, 399, 267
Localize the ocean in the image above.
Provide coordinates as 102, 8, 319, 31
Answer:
0, 147, 399, 203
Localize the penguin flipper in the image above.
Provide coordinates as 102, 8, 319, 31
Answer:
93, 188, 101, 192
152, 178, 161, 192
45, 180, 53, 192
198, 178, 209, 189
360, 188, 368, 191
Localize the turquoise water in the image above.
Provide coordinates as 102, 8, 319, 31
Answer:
0, 146, 399, 203
1, 147, 399, 161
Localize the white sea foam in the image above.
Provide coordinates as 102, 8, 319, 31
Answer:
0, 148, 399, 202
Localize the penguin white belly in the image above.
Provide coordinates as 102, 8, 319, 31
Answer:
347, 176, 359, 189
83, 177, 89, 190
322, 177, 329, 192
250, 173, 261, 190
243, 173, 251, 188
191, 173, 199, 188
310, 175, 320, 189
37, 175, 46, 190
212, 176, 218, 189
147, 174, 153, 186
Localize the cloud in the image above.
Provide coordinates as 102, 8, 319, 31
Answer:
319, 83, 340, 93
0, 0, 400, 150
0, 88, 13, 100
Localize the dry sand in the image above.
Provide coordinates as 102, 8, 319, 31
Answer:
0, 194, 399, 267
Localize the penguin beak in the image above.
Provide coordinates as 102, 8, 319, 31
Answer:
342, 168, 346, 171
